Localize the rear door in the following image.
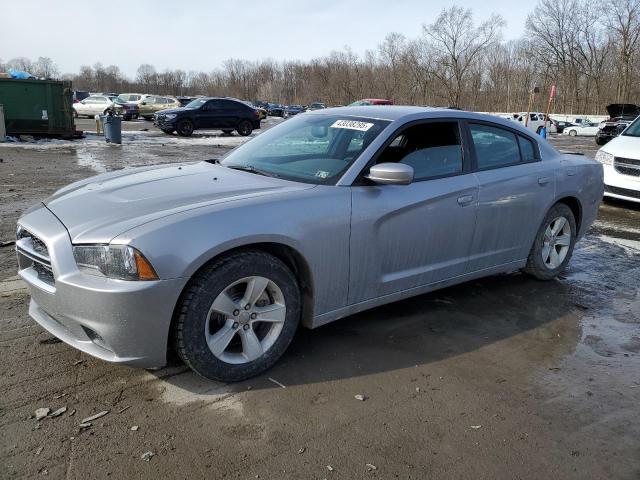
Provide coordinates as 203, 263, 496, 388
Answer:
465, 121, 555, 271
349, 120, 479, 303
219, 100, 241, 128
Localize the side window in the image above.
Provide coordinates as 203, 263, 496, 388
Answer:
530, 114, 538, 121
220, 100, 239, 111
469, 123, 521, 169
204, 100, 221, 111
518, 135, 537, 162
377, 122, 463, 181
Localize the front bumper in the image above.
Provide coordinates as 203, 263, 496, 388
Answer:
603, 163, 640, 203
17, 205, 186, 368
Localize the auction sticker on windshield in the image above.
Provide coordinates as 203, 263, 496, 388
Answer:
330, 120, 374, 131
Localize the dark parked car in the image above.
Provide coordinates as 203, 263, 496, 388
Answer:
554, 120, 572, 134
306, 102, 326, 111
154, 97, 261, 137
266, 103, 284, 117
284, 105, 304, 117
111, 97, 139, 121
596, 104, 639, 145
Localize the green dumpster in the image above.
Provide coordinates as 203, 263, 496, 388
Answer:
0, 78, 75, 137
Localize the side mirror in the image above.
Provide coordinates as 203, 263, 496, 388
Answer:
366, 163, 414, 185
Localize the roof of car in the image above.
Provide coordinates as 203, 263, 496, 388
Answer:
309, 105, 452, 121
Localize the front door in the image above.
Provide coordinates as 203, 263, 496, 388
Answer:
348, 120, 479, 304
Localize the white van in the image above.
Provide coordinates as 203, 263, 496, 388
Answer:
595, 116, 640, 203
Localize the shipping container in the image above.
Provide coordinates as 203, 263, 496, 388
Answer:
0, 78, 75, 137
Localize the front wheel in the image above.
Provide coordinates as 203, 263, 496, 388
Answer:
174, 251, 301, 382
176, 119, 194, 137
523, 203, 576, 280
237, 120, 253, 136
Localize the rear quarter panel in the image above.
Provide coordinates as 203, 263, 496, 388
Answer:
555, 154, 603, 238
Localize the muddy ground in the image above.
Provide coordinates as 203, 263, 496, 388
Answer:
0, 121, 639, 479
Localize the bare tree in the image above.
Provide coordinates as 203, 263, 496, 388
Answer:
607, 0, 640, 101
424, 6, 505, 107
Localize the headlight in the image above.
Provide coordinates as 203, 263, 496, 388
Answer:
73, 245, 158, 281
164, 113, 177, 120
595, 150, 613, 165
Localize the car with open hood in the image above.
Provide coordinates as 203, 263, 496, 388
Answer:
16, 106, 603, 382
596, 104, 640, 145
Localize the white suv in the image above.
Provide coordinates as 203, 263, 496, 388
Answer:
595, 116, 640, 203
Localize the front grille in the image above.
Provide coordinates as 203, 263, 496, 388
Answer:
605, 185, 640, 200
16, 228, 55, 286
614, 157, 640, 177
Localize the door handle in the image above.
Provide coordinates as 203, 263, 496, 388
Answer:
538, 176, 550, 185
457, 195, 474, 206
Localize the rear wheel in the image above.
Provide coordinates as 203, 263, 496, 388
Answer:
523, 203, 576, 280
174, 251, 301, 382
568, 129, 577, 137
237, 120, 253, 136
176, 119, 194, 137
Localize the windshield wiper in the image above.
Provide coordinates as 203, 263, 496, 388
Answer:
225, 165, 279, 178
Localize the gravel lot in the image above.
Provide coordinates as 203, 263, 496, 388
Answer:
1, 120, 639, 479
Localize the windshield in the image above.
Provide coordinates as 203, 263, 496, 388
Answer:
349, 100, 371, 106
622, 116, 640, 137
221, 114, 390, 184
184, 98, 208, 109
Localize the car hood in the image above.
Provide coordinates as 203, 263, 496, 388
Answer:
602, 134, 640, 159
606, 104, 640, 118
44, 162, 314, 243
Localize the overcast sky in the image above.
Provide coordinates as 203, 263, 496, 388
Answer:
1, 0, 529, 78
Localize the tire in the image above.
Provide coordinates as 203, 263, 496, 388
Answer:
523, 203, 577, 280
222, 129, 234, 135
176, 119, 194, 137
160, 128, 174, 135
73, 110, 78, 118
173, 250, 301, 382
143, 116, 153, 121
123, 114, 132, 121
236, 120, 253, 136
568, 129, 577, 137
595, 137, 605, 145
103, 109, 111, 115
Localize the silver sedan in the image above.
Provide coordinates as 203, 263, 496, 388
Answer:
16, 106, 604, 381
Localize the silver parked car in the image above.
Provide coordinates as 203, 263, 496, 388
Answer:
16, 107, 603, 381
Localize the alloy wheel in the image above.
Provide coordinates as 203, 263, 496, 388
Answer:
541, 216, 572, 269
205, 276, 286, 364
